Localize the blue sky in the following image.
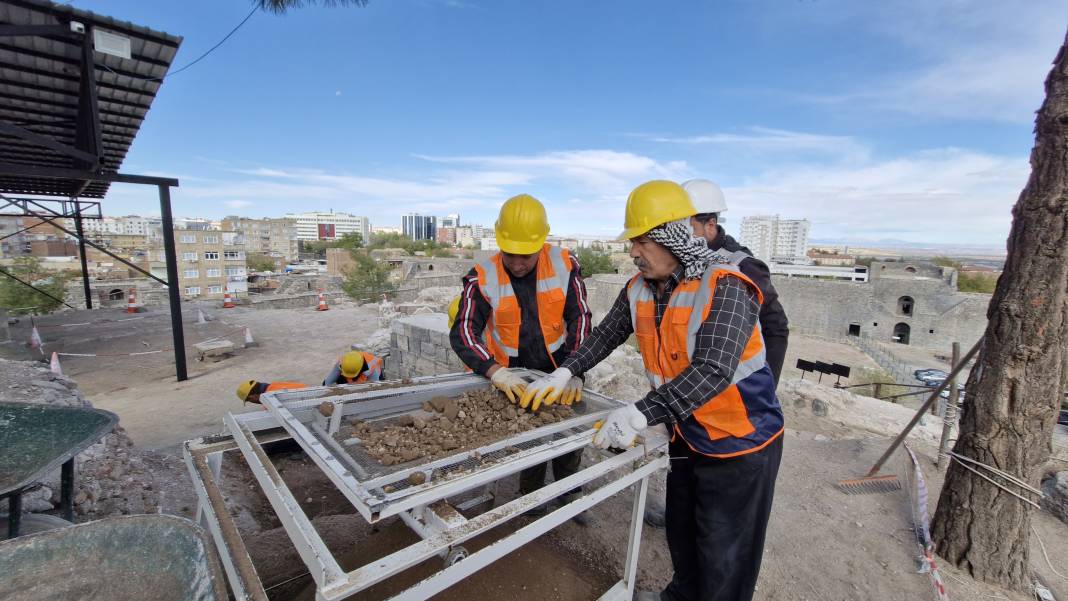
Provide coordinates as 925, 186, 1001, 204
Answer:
75, 0, 1068, 245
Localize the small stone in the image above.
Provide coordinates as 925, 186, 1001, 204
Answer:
408, 472, 427, 486
429, 396, 448, 412
396, 414, 415, 427
413, 417, 427, 429
422, 401, 434, 412
318, 402, 334, 417
443, 400, 460, 420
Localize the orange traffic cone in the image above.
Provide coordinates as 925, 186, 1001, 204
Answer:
316, 289, 329, 311
222, 286, 236, 309
50, 352, 62, 376
126, 288, 138, 313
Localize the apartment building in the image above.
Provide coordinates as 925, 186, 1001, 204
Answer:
151, 229, 248, 299
67, 215, 154, 237
455, 224, 485, 248
221, 216, 299, 262
739, 215, 811, 264
436, 226, 456, 245
286, 211, 371, 242
440, 213, 460, 228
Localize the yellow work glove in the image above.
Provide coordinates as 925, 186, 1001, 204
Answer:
561, 376, 584, 406
490, 367, 528, 404
520, 367, 572, 411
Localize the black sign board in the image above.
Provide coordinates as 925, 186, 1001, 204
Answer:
814, 361, 833, 374
831, 363, 852, 378
796, 359, 815, 372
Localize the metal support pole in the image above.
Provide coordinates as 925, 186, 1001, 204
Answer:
7, 493, 21, 539
936, 342, 962, 469
73, 200, 92, 309
60, 458, 74, 521
158, 185, 187, 382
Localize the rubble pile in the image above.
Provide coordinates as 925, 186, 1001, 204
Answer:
335, 387, 574, 466
584, 345, 650, 401
415, 286, 463, 311
0, 358, 183, 520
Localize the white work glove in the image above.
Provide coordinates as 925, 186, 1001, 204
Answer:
520, 367, 572, 411
490, 367, 528, 404
592, 404, 648, 450
561, 376, 584, 406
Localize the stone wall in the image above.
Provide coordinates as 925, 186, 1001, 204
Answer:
386, 313, 465, 378
248, 290, 348, 310
773, 274, 988, 351
65, 279, 169, 309
581, 264, 988, 353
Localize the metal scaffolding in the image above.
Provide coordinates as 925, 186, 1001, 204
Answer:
0, 0, 186, 380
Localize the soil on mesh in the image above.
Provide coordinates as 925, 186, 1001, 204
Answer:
334, 388, 575, 466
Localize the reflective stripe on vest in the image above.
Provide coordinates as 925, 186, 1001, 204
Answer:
627, 264, 783, 458
356, 352, 383, 383
474, 244, 572, 366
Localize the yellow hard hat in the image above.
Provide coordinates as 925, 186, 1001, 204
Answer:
620, 180, 696, 240
340, 351, 365, 378
447, 296, 462, 328
236, 379, 257, 402
495, 194, 549, 255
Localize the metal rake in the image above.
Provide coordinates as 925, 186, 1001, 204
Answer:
836, 337, 983, 495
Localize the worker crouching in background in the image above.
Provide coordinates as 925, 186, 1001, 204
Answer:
323, 350, 383, 385
236, 379, 306, 405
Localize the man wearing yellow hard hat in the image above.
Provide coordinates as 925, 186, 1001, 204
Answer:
526, 180, 784, 601
323, 350, 383, 385
449, 193, 593, 519
236, 379, 306, 405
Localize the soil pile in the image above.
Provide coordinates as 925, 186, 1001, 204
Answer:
336, 387, 575, 466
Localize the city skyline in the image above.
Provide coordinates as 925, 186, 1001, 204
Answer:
67, 0, 1067, 246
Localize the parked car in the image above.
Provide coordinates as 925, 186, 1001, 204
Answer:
915, 369, 948, 383
1059, 410, 1068, 426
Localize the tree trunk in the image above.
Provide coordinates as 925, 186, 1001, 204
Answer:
931, 30, 1068, 589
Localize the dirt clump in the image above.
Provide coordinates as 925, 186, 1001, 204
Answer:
336, 387, 575, 466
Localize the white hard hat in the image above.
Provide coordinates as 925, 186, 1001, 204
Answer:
682, 179, 728, 215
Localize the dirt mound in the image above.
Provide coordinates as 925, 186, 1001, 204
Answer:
336, 388, 574, 466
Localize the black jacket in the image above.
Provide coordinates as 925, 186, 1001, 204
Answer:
708, 225, 790, 384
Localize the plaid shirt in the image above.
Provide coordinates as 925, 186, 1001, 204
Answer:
560, 265, 760, 426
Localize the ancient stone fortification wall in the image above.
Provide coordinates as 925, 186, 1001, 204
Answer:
582, 268, 988, 353
386, 313, 464, 378
772, 275, 988, 351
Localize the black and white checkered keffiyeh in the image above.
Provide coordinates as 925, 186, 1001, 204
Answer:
646, 218, 729, 280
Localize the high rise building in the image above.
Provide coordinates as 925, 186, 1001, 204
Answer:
402, 213, 437, 241
221, 216, 299, 262
440, 213, 460, 228
739, 215, 811, 264
286, 211, 371, 242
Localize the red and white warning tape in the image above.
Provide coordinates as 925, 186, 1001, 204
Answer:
903, 444, 950, 601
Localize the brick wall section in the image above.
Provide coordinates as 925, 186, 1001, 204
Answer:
386, 313, 465, 378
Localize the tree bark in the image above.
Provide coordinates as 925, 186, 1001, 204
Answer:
931, 30, 1068, 589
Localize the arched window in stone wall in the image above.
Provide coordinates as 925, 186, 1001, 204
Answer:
893, 322, 911, 345
108, 288, 124, 301
898, 295, 915, 316
905, 265, 917, 273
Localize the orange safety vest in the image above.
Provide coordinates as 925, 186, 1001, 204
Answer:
628, 264, 784, 458
336, 352, 383, 384
265, 381, 307, 392
474, 244, 571, 367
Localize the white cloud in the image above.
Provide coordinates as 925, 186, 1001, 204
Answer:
724, 148, 1028, 243
224, 200, 254, 209
636, 127, 869, 161
783, 0, 1068, 122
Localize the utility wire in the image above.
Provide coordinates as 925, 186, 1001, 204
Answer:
103, 6, 258, 82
